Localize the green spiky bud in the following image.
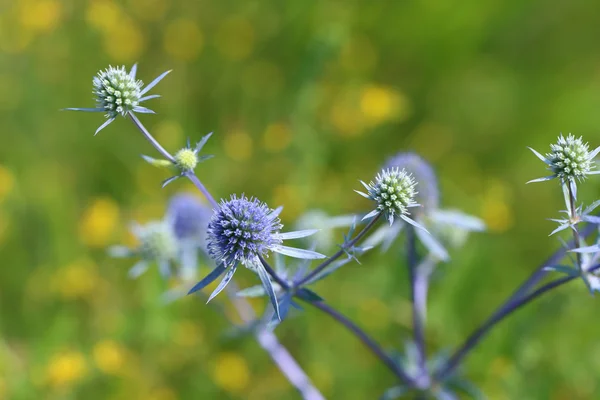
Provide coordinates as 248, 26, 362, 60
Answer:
174, 148, 198, 172
93, 66, 142, 118
137, 221, 178, 262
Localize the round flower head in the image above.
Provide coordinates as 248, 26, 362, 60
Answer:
166, 194, 212, 248
93, 65, 142, 119
189, 195, 324, 312
207, 195, 284, 267
109, 220, 179, 279
528, 134, 600, 183
64, 63, 171, 135
384, 152, 439, 212
356, 167, 424, 228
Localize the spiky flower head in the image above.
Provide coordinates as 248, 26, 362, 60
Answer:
93, 65, 142, 119
207, 195, 284, 268
528, 134, 600, 183
384, 152, 439, 212
109, 220, 179, 279
189, 195, 324, 317
356, 167, 421, 226
142, 133, 214, 188
64, 63, 171, 134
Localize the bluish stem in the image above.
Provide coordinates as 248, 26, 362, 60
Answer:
127, 112, 174, 162
297, 213, 382, 286
185, 171, 219, 210
406, 226, 429, 388
303, 299, 415, 386
435, 262, 600, 382
259, 255, 290, 289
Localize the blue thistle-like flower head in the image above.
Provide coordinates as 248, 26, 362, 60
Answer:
356, 167, 421, 226
528, 134, 600, 183
208, 195, 284, 267
166, 193, 212, 248
189, 194, 325, 315
384, 152, 439, 212
64, 63, 171, 134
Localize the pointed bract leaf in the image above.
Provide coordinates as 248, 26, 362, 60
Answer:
278, 229, 320, 240
542, 265, 580, 277
526, 176, 555, 184
271, 245, 326, 259
354, 190, 370, 199
527, 146, 552, 164
194, 132, 213, 153
140, 69, 172, 95
400, 214, 429, 233
571, 244, 600, 253
129, 63, 138, 79
304, 257, 351, 285
362, 209, 380, 222
142, 155, 173, 169
582, 215, 600, 224
132, 106, 155, 114
268, 206, 283, 220
188, 263, 227, 294
139, 94, 161, 102
278, 292, 292, 320
416, 227, 449, 261
549, 223, 571, 236
255, 263, 280, 320
207, 264, 238, 302
94, 117, 116, 135
296, 288, 324, 303
62, 107, 105, 112
161, 175, 180, 188
584, 199, 600, 215
431, 209, 486, 231
128, 260, 149, 279
236, 285, 267, 298
108, 245, 132, 258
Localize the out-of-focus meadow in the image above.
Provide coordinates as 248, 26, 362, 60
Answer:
1, 0, 600, 398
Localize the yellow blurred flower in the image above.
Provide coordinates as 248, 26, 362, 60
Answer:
86, 0, 121, 32
212, 352, 250, 394
103, 19, 146, 62
51, 258, 99, 300
93, 340, 126, 375
79, 197, 120, 248
481, 180, 514, 233
163, 19, 203, 61
18, 0, 62, 34
263, 123, 292, 153
45, 350, 88, 388
359, 84, 410, 127
215, 16, 255, 61
173, 320, 203, 348
223, 130, 253, 162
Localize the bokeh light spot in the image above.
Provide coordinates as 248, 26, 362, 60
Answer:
223, 130, 253, 162
263, 123, 292, 153
45, 350, 88, 388
79, 197, 120, 248
215, 16, 255, 61
154, 120, 184, 151
212, 352, 250, 394
85, 0, 121, 32
51, 258, 99, 300
360, 84, 410, 126
103, 21, 146, 62
19, 0, 62, 33
93, 340, 125, 375
163, 19, 203, 61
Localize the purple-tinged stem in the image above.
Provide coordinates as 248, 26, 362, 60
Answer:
127, 112, 174, 162
306, 300, 415, 386
185, 171, 219, 210
435, 262, 600, 382
406, 226, 429, 388
297, 213, 382, 286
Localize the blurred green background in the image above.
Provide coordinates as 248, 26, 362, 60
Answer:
1, 0, 600, 398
